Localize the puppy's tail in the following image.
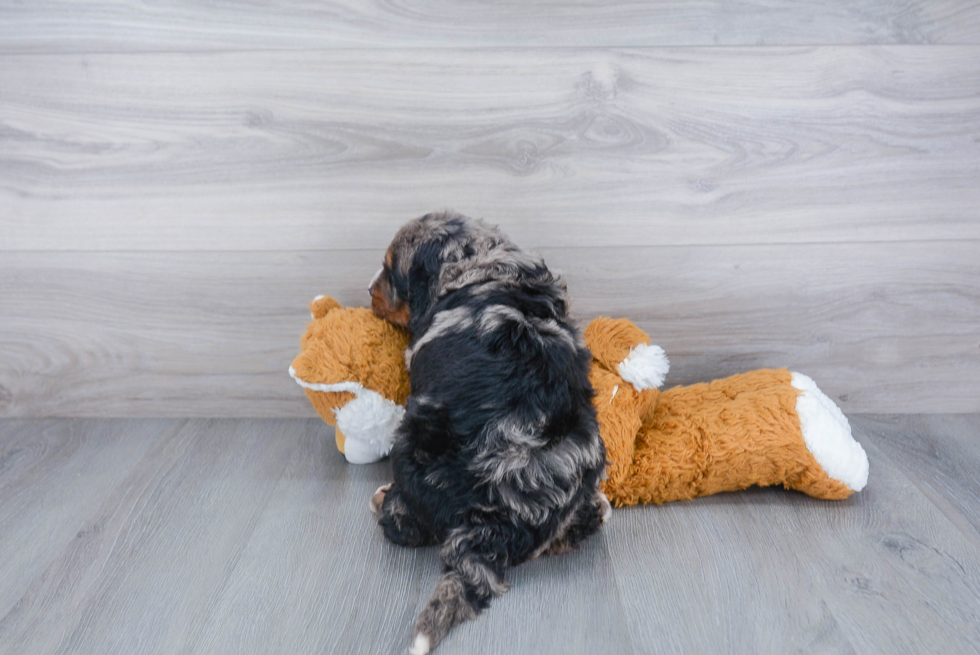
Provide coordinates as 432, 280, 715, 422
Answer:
409, 529, 511, 654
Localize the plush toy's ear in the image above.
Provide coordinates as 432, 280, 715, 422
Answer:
310, 295, 343, 319
584, 317, 669, 390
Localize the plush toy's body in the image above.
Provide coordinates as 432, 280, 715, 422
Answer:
291, 297, 868, 503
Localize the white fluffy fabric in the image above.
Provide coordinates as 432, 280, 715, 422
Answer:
289, 366, 363, 395
288, 366, 404, 464
617, 343, 670, 391
333, 390, 405, 464
791, 372, 869, 492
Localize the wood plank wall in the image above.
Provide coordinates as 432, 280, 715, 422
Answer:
1, 2, 979, 416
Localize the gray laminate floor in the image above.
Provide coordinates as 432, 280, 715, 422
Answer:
1, 415, 978, 655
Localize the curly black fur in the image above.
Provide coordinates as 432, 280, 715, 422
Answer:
369, 211, 609, 654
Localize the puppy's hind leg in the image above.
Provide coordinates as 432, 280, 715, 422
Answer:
543, 491, 611, 556
370, 483, 391, 514
377, 486, 438, 548
410, 523, 512, 655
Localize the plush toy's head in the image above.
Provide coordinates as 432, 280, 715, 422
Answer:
289, 295, 411, 463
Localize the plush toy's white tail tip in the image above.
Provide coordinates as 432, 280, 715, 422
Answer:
617, 343, 670, 390
791, 372, 869, 492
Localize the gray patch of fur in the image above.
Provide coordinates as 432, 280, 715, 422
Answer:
476, 305, 578, 353
439, 248, 544, 295
477, 304, 527, 335
530, 316, 578, 351
389, 210, 464, 278
404, 306, 474, 369
441, 527, 512, 597
386, 210, 566, 309
471, 416, 605, 524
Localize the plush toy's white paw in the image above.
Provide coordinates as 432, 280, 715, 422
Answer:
791, 372, 869, 492
334, 389, 406, 464
618, 343, 670, 390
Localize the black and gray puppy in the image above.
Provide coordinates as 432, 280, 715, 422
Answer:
369, 211, 610, 654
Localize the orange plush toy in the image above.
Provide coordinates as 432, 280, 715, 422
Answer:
290, 297, 869, 503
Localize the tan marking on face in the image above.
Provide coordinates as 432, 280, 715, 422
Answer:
371, 272, 411, 327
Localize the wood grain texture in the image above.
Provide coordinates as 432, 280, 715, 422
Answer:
433, 533, 634, 654
2, 417, 979, 653
606, 491, 860, 654
853, 414, 980, 547
2, 242, 977, 417
787, 432, 980, 653
188, 421, 634, 655
0, 419, 299, 654
2, 47, 979, 251
607, 417, 980, 654
185, 420, 442, 655
1, 1, 979, 51
0, 418, 633, 654
0, 419, 180, 624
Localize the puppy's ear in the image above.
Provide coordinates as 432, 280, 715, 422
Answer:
407, 239, 445, 321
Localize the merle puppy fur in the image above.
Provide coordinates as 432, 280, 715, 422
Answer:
368, 211, 610, 654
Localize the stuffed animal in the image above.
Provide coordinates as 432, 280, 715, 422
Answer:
290, 297, 869, 504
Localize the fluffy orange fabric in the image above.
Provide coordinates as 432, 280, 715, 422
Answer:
597, 368, 852, 506
586, 318, 855, 506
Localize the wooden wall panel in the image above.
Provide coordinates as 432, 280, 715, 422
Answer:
1, 243, 976, 417
1, 1, 979, 52
2, 48, 979, 251
2, 12, 977, 417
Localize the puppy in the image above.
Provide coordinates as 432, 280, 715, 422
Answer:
369, 211, 610, 654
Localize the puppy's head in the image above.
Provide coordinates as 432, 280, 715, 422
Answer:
369, 210, 550, 330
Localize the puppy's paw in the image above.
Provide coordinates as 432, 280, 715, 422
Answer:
543, 539, 576, 557
597, 491, 612, 524
370, 483, 392, 514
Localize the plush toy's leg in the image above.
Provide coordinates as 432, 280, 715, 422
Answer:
622, 369, 868, 505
